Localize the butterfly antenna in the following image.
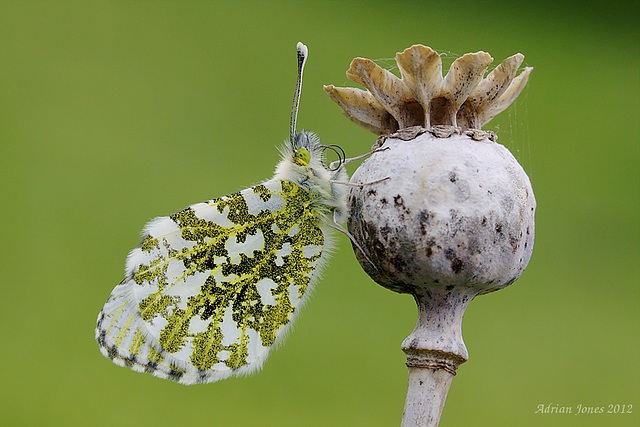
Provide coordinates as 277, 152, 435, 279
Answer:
290, 42, 308, 151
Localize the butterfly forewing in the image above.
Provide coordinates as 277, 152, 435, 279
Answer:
96, 180, 325, 384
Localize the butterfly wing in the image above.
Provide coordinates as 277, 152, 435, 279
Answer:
96, 180, 326, 384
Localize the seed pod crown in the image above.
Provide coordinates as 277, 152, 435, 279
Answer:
324, 44, 532, 134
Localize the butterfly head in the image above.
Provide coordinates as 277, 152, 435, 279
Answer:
293, 146, 311, 167
290, 130, 346, 174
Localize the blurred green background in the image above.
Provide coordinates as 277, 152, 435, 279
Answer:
1, 1, 637, 426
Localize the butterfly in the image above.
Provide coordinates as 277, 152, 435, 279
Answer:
95, 42, 372, 385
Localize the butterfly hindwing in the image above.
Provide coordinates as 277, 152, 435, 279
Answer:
96, 179, 327, 384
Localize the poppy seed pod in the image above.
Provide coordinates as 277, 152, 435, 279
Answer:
325, 45, 535, 426
348, 126, 535, 299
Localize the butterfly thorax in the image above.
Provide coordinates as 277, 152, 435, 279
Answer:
273, 131, 348, 225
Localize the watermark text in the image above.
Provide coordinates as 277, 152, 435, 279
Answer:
535, 403, 633, 415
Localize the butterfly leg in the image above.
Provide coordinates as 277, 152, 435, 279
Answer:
331, 176, 390, 187
330, 211, 379, 272
329, 146, 390, 170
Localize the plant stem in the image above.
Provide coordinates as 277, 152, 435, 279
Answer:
400, 290, 475, 426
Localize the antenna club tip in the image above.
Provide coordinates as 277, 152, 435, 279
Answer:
297, 42, 308, 59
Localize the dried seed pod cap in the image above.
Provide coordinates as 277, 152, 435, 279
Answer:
324, 45, 533, 133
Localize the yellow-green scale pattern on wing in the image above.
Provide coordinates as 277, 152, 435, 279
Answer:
97, 180, 325, 384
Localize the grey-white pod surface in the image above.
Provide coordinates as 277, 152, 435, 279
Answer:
348, 127, 535, 296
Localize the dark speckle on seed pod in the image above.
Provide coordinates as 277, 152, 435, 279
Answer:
419, 210, 432, 235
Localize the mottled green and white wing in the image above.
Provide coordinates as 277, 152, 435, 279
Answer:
95, 180, 326, 384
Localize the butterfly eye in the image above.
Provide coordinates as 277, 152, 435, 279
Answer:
294, 148, 311, 166
321, 144, 345, 171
